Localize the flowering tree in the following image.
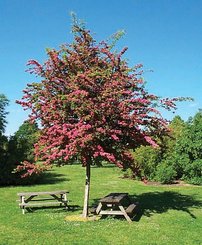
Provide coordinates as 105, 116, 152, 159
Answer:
17, 23, 181, 217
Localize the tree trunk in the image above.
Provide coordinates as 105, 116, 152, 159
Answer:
82, 161, 91, 218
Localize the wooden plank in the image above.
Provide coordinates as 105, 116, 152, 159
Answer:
99, 210, 124, 215
19, 201, 68, 207
27, 197, 61, 202
17, 190, 69, 196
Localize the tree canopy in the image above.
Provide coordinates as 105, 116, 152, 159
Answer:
17, 25, 180, 169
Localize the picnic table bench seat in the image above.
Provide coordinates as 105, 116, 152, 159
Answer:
125, 203, 139, 216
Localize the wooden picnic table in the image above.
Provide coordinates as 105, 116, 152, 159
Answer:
96, 193, 138, 222
17, 190, 69, 214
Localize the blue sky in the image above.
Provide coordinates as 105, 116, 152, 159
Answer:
1, 0, 202, 135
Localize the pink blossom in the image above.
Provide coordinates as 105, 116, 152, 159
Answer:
111, 134, 119, 141
144, 136, 158, 148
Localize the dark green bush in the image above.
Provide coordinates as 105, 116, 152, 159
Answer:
182, 159, 202, 185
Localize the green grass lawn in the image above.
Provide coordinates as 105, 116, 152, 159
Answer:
0, 165, 201, 245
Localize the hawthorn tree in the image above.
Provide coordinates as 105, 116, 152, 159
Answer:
17, 23, 181, 217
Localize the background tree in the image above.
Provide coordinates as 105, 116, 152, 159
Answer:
174, 111, 202, 184
154, 116, 186, 183
0, 94, 9, 135
131, 116, 186, 183
17, 21, 183, 217
13, 121, 39, 162
130, 113, 202, 185
0, 94, 9, 185
160, 116, 186, 180
0, 120, 39, 186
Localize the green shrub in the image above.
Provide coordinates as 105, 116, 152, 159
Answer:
122, 167, 141, 180
122, 168, 134, 179
131, 146, 161, 179
186, 177, 202, 185
154, 162, 177, 184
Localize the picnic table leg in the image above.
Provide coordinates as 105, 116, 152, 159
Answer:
59, 194, 63, 207
118, 205, 132, 223
63, 193, 68, 209
21, 196, 25, 215
96, 202, 102, 214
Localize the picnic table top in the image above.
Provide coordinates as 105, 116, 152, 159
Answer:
99, 192, 129, 204
17, 190, 69, 196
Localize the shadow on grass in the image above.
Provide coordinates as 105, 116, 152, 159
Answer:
33, 172, 70, 185
130, 191, 202, 221
0, 171, 70, 188
25, 204, 82, 214
91, 191, 202, 222
91, 164, 116, 169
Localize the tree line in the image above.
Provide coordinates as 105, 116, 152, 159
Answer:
0, 94, 39, 185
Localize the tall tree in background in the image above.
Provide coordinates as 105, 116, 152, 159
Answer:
17, 21, 182, 217
155, 116, 186, 166
0, 94, 9, 135
0, 94, 9, 165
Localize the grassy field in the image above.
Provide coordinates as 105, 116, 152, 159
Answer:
0, 164, 201, 245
